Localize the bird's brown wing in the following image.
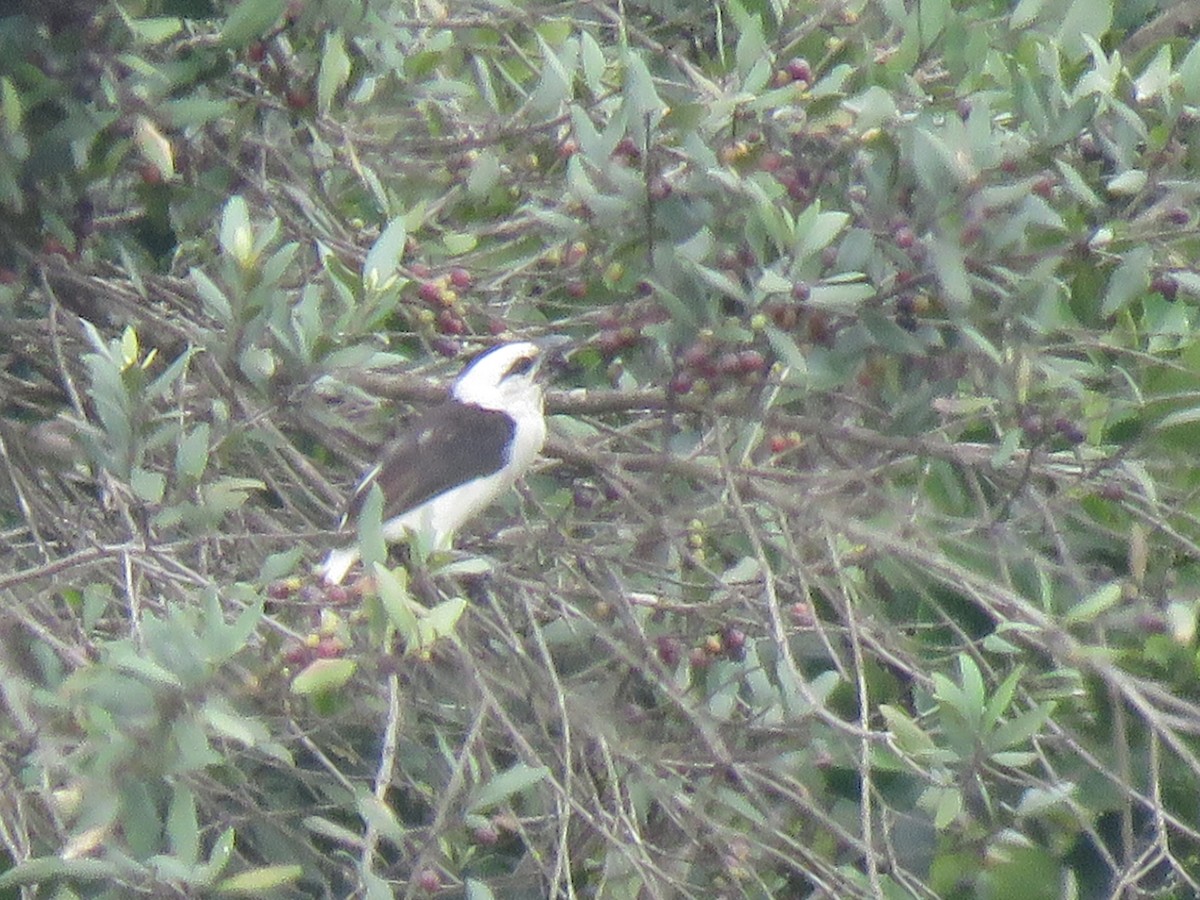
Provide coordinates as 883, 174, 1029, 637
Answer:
340, 401, 515, 529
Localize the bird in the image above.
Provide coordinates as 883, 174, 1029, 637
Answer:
318, 340, 556, 586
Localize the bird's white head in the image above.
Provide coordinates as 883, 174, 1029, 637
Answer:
450, 341, 548, 415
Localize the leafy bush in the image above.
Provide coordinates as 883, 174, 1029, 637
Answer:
3, 0, 1200, 897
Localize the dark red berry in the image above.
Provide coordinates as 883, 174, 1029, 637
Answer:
785, 58, 812, 84
437, 309, 466, 335
415, 869, 441, 892
1151, 275, 1178, 302
448, 266, 473, 289
648, 176, 672, 201
266, 580, 294, 600
613, 137, 640, 159
323, 584, 350, 605
315, 637, 346, 659
656, 636, 683, 667
669, 371, 694, 394
715, 352, 743, 375
759, 151, 785, 173
473, 823, 500, 846
737, 349, 766, 374
417, 280, 442, 304
894, 226, 916, 250
431, 337, 461, 358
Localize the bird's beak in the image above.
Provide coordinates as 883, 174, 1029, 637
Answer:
533, 335, 571, 376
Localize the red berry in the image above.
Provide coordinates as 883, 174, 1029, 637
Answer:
417, 280, 442, 304
315, 637, 345, 659
715, 351, 742, 375
247, 41, 266, 63
648, 176, 672, 201
1165, 207, 1191, 226
669, 371, 694, 395
409, 261, 432, 278
415, 869, 441, 892
759, 151, 785, 173
737, 349, 766, 374
791, 281, 811, 302
723, 627, 747, 661
681, 340, 712, 370
41, 236, 69, 257
323, 584, 350, 605
613, 137, 640, 159
656, 636, 683, 667
564, 241, 588, 267
785, 58, 812, 84
689, 647, 710, 670
1152, 274, 1178, 301
266, 580, 293, 600
558, 138, 580, 159
436, 309, 466, 335
285, 87, 312, 111
894, 226, 916, 250
565, 279, 588, 299
448, 266, 473, 290
1032, 176, 1055, 199
473, 823, 500, 846
282, 643, 311, 666
431, 337, 460, 358
789, 601, 815, 626
769, 435, 790, 454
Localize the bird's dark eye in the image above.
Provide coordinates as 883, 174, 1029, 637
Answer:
504, 356, 536, 378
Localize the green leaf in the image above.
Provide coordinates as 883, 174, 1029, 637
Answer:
880, 704, 937, 756
416, 597, 468, 649
375, 563, 418, 642
764, 326, 808, 381
468, 763, 551, 814
1180, 39, 1200, 104
167, 784, 199, 867
0, 857, 122, 888
109, 644, 182, 687
363, 216, 407, 289
357, 485, 387, 571
219, 196, 254, 267
0, 76, 22, 138
191, 268, 232, 322
988, 703, 1056, 752
131, 467, 165, 503
980, 666, 1023, 734
357, 794, 406, 846
466, 879, 499, 900
1063, 580, 1122, 624
219, 0, 286, 49
195, 827, 235, 883
1100, 246, 1151, 317
290, 657, 357, 695
958, 654, 985, 727
318, 30, 352, 115
215, 864, 304, 895
176, 423, 210, 481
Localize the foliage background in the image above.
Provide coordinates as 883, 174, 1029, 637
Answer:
2, 0, 1200, 897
